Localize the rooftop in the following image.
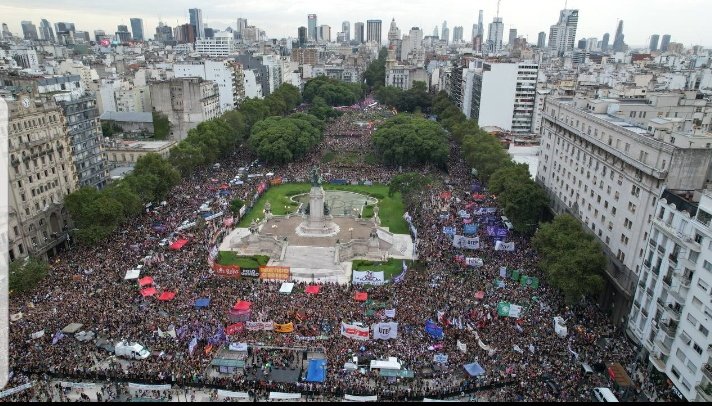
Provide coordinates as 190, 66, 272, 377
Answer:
100, 111, 153, 123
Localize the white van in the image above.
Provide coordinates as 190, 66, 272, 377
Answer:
114, 341, 150, 360
592, 387, 619, 402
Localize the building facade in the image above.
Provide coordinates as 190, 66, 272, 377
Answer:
548, 9, 579, 56
626, 189, 712, 402
195, 31, 234, 57
537, 96, 712, 326
366, 20, 382, 44
149, 77, 220, 140
7, 95, 78, 261
130, 18, 144, 41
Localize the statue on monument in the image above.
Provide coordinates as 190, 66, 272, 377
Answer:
310, 166, 323, 187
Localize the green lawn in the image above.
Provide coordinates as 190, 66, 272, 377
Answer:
352, 259, 406, 280
238, 183, 408, 234
217, 252, 270, 268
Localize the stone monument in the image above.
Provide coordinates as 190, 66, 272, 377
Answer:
296, 166, 340, 237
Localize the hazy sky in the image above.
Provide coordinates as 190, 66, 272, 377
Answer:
2, 0, 711, 47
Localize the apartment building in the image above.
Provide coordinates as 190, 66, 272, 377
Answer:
7, 94, 78, 261
195, 31, 235, 57
627, 189, 712, 402
537, 96, 712, 325
174, 60, 243, 112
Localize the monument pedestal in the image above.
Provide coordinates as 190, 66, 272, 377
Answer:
295, 186, 340, 237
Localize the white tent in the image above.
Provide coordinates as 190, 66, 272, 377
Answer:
124, 269, 141, 280
279, 282, 294, 294
268, 392, 301, 400
369, 357, 401, 370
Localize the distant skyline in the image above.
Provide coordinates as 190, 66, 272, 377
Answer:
1, 0, 711, 47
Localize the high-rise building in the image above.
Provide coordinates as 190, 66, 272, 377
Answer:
195, 31, 234, 56
116, 25, 131, 43
189, 8, 204, 39
601, 33, 610, 52
453, 26, 464, 42
354, 22, 364, 44
660, 34, 671, 52
54, 22, 75, 38
307, 14, 317, 41
508, 28, 517, 46
472, 24, 479, 41
459, 60, 538, 133
174, 23, 196, 44
537, 31, 546, 48
548, 9, 578, 56
388, 18, 401, 43
648, 34, 660, 51
342, 21, 350, 42
149, 77, 220, 140
154, 23, 174, 44
2, 23, 13, 39
366, 20, 382, 44
478, 10, 484, 37
486, 17, 504, 52
39, 19, 54, 42
433, 26, 439, 38
21, 21, 39, 40
612, 20, 625, 52
297, 26, 307, 47
441, 21, 449, 43
235, 18, 247, 40
130, 18, 144, 41
319, 25, 331, 42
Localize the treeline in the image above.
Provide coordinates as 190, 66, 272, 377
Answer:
372, 114, 449, 168
374, 81, 432, 113
65, 83, 310, 245
302, 76, 365, 106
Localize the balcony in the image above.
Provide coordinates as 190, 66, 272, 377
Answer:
638, 279, 646, 288
695, 382, 712, 403
652, 265, 661, 275
655, 336, 672, 355
660, 322, 678, 338
666, 303, 682, 320
657, 244, 666, 254
704, 363, 712, 383
662, 275, 672, 287
649, 239, 656, 247
644, 258, 652, 268
656, 297, 666, 308
669, 253, 679, 265
649, 353, 667, 372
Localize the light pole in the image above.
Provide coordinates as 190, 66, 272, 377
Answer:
348, 227, 354, 240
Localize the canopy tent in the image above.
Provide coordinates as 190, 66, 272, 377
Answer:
464, 362, 485, 377
124, 269, 140, 280
232, 301, 252, 311
279, 282, 295, 294
62, 323, 83, 334
140, 287, 158, 297
370, 357, 401, 370
217, 390, 249, 399
474, 291, 485, 300
75, 331, 95, 342
169, 239, 189, 250
305, 359, 327, 382
268, 392, 302, 400
195, 298, 210, 308
354, 292, 368, 301
305, 285, 321, 294
138, 276, 153, 287
158, 291, 176, 301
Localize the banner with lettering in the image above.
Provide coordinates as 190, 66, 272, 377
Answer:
494, 241, 516, 251
497, 301, 523, 318
463, 224, 478, 235
352, 270, 386, 285
259, 266, 291, 280
371, 322, 398, 340
425, 320, 444, 339
246, 321, 274, 331
453, 235, 480, 249
213, 264, 241, 278
465, 257, 484, 267
442, 227, 456, 236
340, 322, 369, 341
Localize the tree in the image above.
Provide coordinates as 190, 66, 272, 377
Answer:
389, 173, 434, 197
222, 110, 247, 141
309, 96, 342, 121
303, 76, 363, 106
240, 98, 271, 131
131, 153, 180, 200
152, 111, 171, 139
363, 47, 388, 88
169, 142, 205, 176
461, 132, 510, 183
9, 257, 49, 293
248, 114, 323, 164
532, 214, 606, 304
372, 114, 449, 167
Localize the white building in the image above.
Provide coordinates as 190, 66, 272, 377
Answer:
174, 60, 242, 112
549, 9, 579, 56
195, 31, 234, 57
627, 189, 712, 402
462, 60, 538, 133
537, 96, 712, 325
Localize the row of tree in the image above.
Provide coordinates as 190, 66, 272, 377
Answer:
372, 114, 449, 167
65, 83, 306, 246
374, 81, 433, 113
363, 47, 388, 89
302, 76, 365, 107
249, 113, 324, 164
532, 214, 606, 304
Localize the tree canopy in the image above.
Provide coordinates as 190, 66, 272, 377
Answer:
372, 114, 449, 167
532, 214, 606, 304
363, 47, 388, 88
374, 81, 432, 113
9, 257, 49, 294
248, 113, 323, 164
461, 132, 511, 183
302, 76, 364, 106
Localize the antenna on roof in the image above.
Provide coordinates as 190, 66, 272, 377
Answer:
496, 0, 502, 18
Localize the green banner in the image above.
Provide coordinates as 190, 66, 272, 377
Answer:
511, 270, 520, 280
497, 301, 511, 317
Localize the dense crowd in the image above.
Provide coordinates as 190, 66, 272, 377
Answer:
5, 105, 647, 402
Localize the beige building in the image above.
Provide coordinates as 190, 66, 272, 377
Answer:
103, 139, 176, 167
7, 94, 78, 261
149, 77, 220, 140
537, 96, 712, 326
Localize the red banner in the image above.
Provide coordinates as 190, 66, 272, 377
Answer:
226, 323, 245, 335
213, 263, 241, 277
257, 182, 267, 194
270, 177, 282, 186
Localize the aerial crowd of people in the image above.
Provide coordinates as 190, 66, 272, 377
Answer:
5, 101, 659, 403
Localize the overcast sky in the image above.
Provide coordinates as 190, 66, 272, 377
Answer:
2, 0, 710, 47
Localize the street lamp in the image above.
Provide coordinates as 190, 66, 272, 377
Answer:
348, 227, 354, 240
